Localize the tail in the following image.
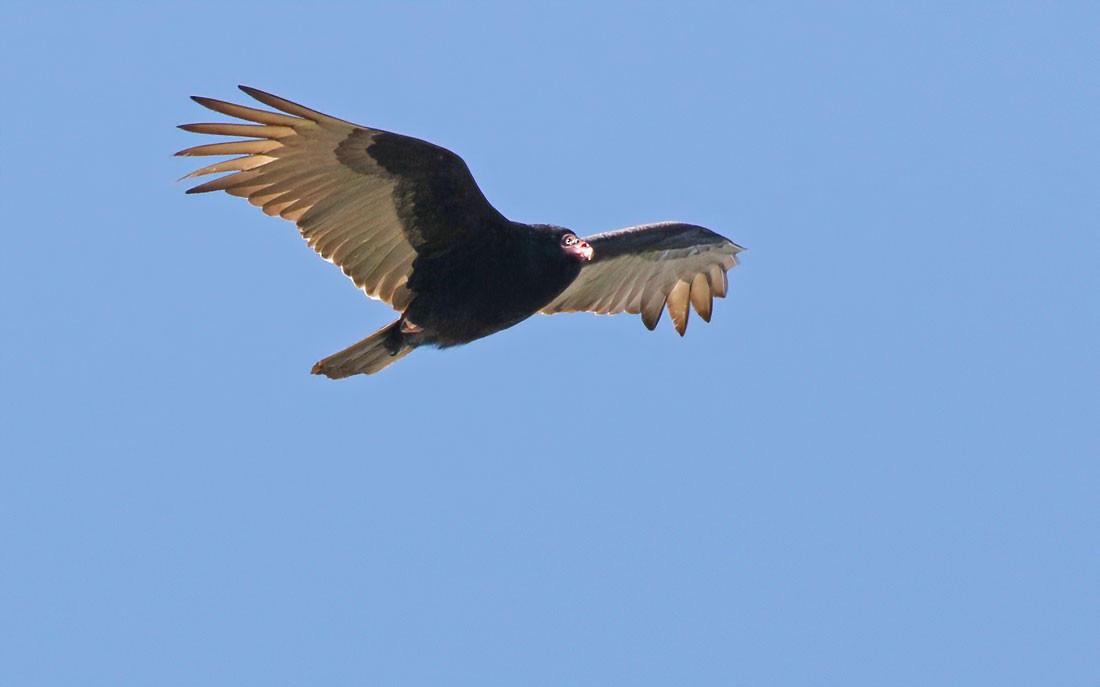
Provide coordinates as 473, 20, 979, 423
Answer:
311, 320, 414, 378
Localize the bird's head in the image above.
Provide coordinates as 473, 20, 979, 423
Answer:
559, 231, 594, 262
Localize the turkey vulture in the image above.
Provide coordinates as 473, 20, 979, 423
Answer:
177, 87, 743, 378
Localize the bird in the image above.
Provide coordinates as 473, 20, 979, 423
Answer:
176, 87, 744, 378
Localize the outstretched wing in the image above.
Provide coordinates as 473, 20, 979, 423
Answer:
176, 86, 511, 311
541, 222, 743, 335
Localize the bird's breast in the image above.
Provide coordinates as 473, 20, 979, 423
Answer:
404, 243, 581, 346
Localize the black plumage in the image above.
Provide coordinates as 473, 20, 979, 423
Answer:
177, 87, 744, 377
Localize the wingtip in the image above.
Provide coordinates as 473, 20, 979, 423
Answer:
189, 95, 224, 111
238, 85, 266, 99
190, 95, 219, 107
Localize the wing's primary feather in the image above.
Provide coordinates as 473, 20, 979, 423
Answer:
541, 222, 743, 335
176, 86, 511, 311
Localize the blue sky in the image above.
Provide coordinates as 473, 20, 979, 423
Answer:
1, 2, 1096, 685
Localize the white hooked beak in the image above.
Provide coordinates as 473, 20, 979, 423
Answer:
571, 240, 594, 261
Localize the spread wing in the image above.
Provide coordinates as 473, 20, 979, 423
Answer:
541, 222, 743, 335
176, 86, 511, 311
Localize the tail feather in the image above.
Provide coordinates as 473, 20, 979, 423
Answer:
311, 320, 413, 378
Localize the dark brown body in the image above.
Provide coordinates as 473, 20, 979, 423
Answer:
405, 224, 584, 347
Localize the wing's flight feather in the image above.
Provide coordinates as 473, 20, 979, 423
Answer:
542, 221, 743, 334
176, 86, 509, 311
